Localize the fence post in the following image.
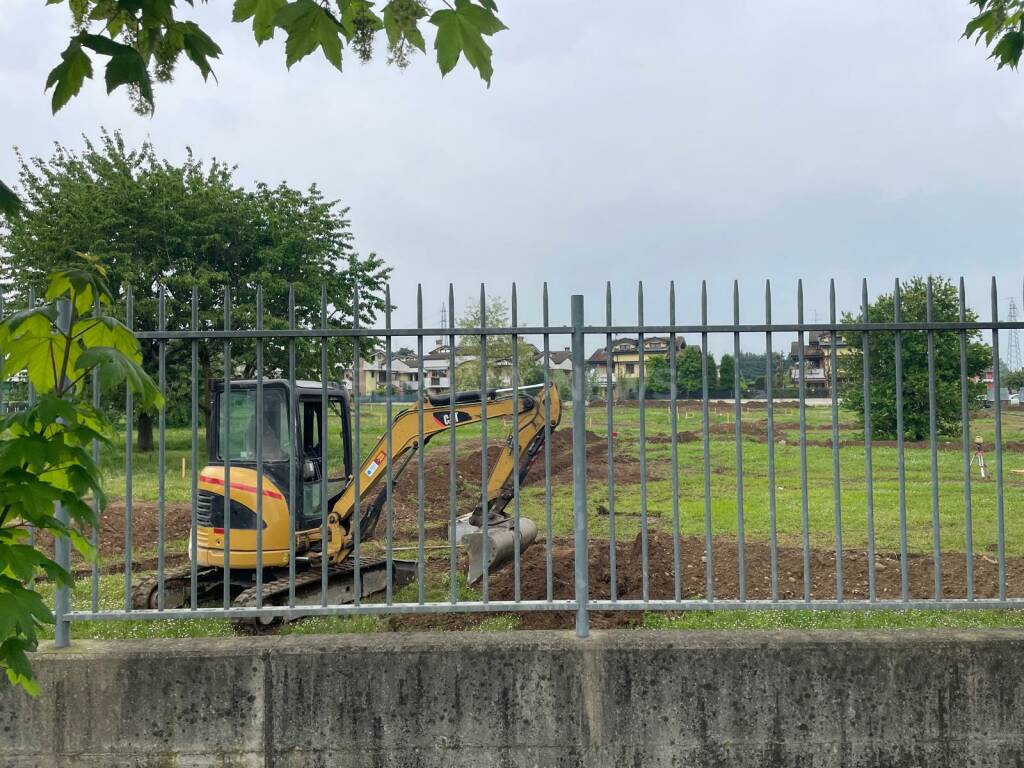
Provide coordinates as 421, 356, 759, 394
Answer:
54, 297, 71, 648
570, 294, 589, 638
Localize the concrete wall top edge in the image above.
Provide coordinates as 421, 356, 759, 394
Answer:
34, 627, 1024, 660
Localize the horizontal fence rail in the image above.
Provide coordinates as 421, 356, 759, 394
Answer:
31, 277, 1024, 643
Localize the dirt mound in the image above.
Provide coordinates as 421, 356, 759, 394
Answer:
648, 431, 702, 445
486, 533, 1024, 629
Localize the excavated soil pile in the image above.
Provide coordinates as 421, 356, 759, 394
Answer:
485, 532, 1024, 629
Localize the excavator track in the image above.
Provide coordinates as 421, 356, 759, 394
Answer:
131, 563, 224, 610
231, 557, 416, 634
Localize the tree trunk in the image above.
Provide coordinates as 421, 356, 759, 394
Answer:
136, 410, 154, 453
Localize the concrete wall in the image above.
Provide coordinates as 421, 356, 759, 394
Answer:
3, 629, 1024, 767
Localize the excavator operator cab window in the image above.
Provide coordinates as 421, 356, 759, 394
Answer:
299, 395, 351, 526
216, 387, 291, 462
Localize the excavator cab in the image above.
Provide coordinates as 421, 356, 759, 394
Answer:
196, 379, 354, 569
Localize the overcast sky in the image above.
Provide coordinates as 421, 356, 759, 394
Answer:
3, 1, 1023, 354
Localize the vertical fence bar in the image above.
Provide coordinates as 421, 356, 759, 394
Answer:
479, 286, 490, 601
222, 286, 232, 610
511, 283, 522, 602
26, 289, 35, 549
448, 284, 458, 604
862, 280, 877, 602
797, 281, 810, 602
124, 286, 134, 612
669, 282, 681, 603
733, 281, 745, 602
637, 282, 649, 603
319, 286, 329, 606
959, 278, 974, 601
604, 282, 616, 602
416, 286, 426, 604
90, 326, 100, 613
385, 286, 396, 605
53, 298, 71, 648
157, 286, 167, 610
543, 284, 554, 602
352, 284, 363, 606
765, 281, 778, 602
926, 278, 941, 600
701, 282, 713, 602
53, 524, 69, 643
287, 286, 297, 607
255, 286, 264, 608
190, 287, 199, 609
90, 342, 99, 614
991, 277, 1006, 601
571, 294, 589, 638
894, 279, 909, 601
829, 279, 843, 602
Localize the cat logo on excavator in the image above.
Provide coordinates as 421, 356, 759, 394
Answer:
433, 410, 472, 427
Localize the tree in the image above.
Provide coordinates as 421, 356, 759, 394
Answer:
1003, 369, 1024, 391
718, 354, 736, 392
964, 1, 1024, 70
454, 295, 538, 391
523, 362, 570, 401
0, 259, 160, 694
645, 355, 670, 395
676, 347, 702, 398
0, 131, 390, 447
839, 276, 990, 440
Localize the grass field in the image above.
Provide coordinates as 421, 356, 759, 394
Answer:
51, 399, 1024, 638
100, 400, 1024, 555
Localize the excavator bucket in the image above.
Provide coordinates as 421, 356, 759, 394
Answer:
460, 517, 538, 585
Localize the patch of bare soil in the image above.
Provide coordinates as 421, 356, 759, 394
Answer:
482, 532, 1024, 630
35, 500, 193, 575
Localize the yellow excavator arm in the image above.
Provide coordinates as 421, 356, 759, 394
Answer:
322, 383, 561, 563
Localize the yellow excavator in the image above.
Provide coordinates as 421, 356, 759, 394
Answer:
133, 379, 561, 625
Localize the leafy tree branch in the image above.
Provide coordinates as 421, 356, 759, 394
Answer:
0, 257, 162, 695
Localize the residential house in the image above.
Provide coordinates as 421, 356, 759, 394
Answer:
788, 330, 848, 394
340, 350, 419, 394
536, 347, 573, 373
422, 339, 476, 395
586, 336, 687, 385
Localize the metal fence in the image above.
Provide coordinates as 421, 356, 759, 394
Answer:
50, 276, 1024, 643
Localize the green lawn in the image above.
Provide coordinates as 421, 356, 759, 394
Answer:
524, 404, 1024, 557
38, 573, 1024, 640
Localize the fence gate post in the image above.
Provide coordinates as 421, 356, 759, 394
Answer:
54, 297, 71, 648
570, 294, 589, 638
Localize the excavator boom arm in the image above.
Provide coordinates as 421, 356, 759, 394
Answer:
325, 384, 561, 561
